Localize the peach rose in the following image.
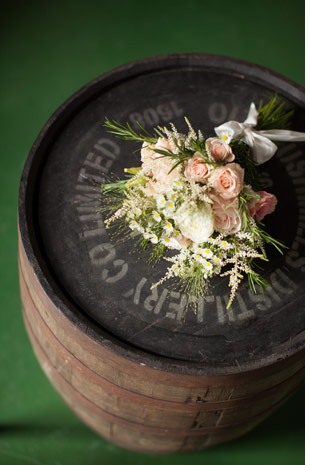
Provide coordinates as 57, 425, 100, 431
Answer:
206, 137, 235, 162
249, 191, 278, 222
211, 163, 244, 199
141, 141, 154, 162
155, 156, 179, 181
184, 152, 212, 184
209, 194, 242, 234
154, 137, 175, 152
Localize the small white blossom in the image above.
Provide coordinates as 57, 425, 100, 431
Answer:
204, 261, 213, 272
161, 236, 179, 249
152, 211, 161, 222
201, 248, 213, 259
173, 180, 183, 190
164, 222, 174, 233
167, 191, 177, 201
194, 254, 205, 264
165, 200, 175, 212
156, 194, 166, 209
220, 240, 232, 250
212, 256, 222, 266
150, 234, 159, 244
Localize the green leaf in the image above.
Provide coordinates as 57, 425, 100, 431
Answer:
256, 95, 294, 131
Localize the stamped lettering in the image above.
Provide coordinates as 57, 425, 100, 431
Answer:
72, 111, 304, 327
129, 101, 184, 128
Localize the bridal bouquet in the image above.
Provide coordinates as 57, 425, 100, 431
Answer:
101, 97, 304, 308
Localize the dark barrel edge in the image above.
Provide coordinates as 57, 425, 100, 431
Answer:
18, 53, 305, 376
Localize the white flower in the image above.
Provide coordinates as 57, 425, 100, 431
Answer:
156, 194, 166, 209
219, 240, 231, 250
214, 126, 235, 145
161, 236, 179, 249
167, 191, 177, 201
173, 180, 183, 190
150, 234, 159, 244
173, 201, 214, 244
173, 230, 182, 240
129, 220, 144, 233
201, 248, 213, 259
194, 254, 205, 264
165, 200, 175, 212
220, 134, 232, 144
204, 261, 213, 272
153, 211, 161, 222
212, 256, 222, 266
164, 222, 173, 233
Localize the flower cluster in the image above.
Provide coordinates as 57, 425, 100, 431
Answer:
138, 136, 277, 243
101, 99, 295, 308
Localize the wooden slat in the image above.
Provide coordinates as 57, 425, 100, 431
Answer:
23, 307, 299, 452
25, 310, 299, 436
18, 236, 304, 403
20, 264, 304, 428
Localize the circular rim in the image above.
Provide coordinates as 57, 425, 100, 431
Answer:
18, 53, 305, 376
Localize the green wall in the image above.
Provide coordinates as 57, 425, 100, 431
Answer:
0, 1, 304, 464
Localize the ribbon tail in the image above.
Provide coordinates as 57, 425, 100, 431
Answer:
258, 129, 305, 142
249, 133, 278, 165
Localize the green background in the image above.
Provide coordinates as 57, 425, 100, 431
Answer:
0, 1, 304, 464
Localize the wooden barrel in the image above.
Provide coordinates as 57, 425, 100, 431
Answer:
18, 54, 305, 454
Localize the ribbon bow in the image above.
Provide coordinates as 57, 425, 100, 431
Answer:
214, 103, 305, 165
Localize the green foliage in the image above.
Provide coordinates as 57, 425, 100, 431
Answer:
101, 179, 129, 194
239, 191, 287, 255
256, 95, 294, 131
103, 118, 157, 144
248, 270, 271, 294
148, 243, 166, 265
178, 266, 207, 300
231, 139, 262, 191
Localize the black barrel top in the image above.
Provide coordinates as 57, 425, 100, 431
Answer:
20, 54, 305, 374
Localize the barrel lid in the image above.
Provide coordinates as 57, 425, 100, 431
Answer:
19, 54, 305, 375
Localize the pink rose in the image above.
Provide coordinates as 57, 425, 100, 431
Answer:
206, 137, 235, 162
209, 194, 242, 234
154, 137, 174, 152
211, 163, 244, 199
144, 158, 179, 195
141, 141, 154, 162
249, 191, 278, 222
184, 152, 212, 184
155, 156, 179, 181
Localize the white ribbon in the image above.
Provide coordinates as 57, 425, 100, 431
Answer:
214, 102, 305, 165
